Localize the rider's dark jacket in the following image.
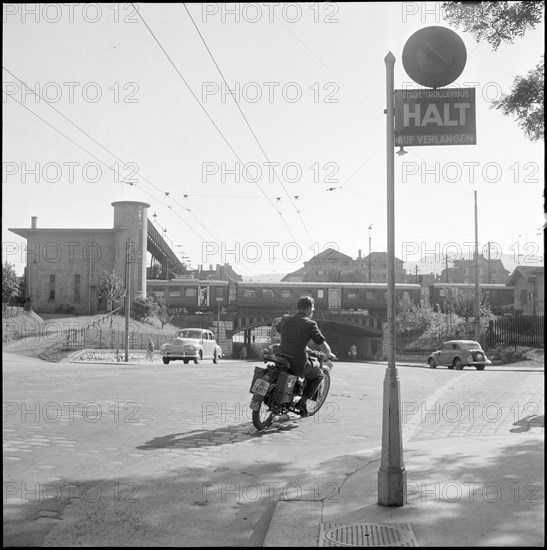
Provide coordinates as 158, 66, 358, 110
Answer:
277, 311, 326, 373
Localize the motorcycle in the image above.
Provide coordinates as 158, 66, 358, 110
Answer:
249, 347, 336, 430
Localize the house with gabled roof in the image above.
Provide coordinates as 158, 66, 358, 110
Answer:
506, 266, 544, 315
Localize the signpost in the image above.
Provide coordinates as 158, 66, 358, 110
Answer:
379, 26, 474, 508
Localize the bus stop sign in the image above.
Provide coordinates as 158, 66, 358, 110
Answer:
402, 26, 467, 88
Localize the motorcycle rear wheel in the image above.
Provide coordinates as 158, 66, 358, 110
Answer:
252, 399, 274, 430
304, 370, 331, 416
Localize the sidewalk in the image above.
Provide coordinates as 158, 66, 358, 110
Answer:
263, 369, 545, 547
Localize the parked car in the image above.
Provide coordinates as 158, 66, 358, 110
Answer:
160, 328, 222, 365
427, 340, 491, 370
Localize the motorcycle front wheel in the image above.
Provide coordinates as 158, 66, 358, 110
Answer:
304, 370, 331, 416
252, 398, 274, 430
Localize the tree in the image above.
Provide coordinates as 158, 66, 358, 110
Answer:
97, 270, 126, 326
154, 295, 173, 329
442, 1, 545, 141
441, 287, 491, 320
494, 56, 544, 141
2, 261, 19, 308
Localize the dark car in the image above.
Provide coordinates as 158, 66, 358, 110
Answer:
427, 340, 491, 370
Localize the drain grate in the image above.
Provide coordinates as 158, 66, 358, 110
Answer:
319, 523, 419, 547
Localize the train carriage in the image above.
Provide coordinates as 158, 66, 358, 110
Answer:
234, 281, 422, 314
429, 283, 514, 314
147, 279, 229, 313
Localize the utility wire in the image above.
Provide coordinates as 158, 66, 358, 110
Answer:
3, 65, 222, 243
182, 2, 314, 245
130, 3, 299, 242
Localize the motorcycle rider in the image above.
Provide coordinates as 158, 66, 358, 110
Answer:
277, 296, 335, 416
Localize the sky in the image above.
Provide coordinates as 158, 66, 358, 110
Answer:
2, 2, 545, 279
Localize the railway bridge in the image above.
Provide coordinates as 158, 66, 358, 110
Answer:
230, 309, 384, 360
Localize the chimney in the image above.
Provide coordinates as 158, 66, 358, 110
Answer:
358, 249, 362, 259
31, 216, 37, 229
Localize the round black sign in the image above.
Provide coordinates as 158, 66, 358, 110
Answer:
402, 26, 467, 88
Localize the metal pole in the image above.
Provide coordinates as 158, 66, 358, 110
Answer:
378, 52, 406, 507
125, 238, 131, 362
474, 191, 480, 341
368, 224, 372, 282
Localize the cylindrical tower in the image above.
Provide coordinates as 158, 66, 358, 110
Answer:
112, 201, 150, 303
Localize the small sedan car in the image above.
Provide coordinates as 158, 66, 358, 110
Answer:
160, 328, 222, 365
427, 340, 491, 371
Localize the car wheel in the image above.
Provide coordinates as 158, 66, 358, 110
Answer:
213, 351, 219, 364
183, 359, 189, 364
162, 357, 170, 365
428, 358, 436, 369
476, 365, 485, 371
453, 358, 463, 370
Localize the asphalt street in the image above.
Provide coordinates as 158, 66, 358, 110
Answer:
3, 352, 544, 546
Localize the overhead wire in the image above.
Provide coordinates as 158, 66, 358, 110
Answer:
182, 2, 315, 246
2, 66, 216, 243
130, 3, 300, 243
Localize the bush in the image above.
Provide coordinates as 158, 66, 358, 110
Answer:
489, 346, 531, 364
132, 296, 157, 322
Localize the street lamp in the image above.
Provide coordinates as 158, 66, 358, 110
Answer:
368, 224, 373, 282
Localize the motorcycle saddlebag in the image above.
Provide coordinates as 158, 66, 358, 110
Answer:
272, 373, 297, 404
250, 366, 268, 393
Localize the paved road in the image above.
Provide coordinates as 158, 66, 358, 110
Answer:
3, 353, 544, 546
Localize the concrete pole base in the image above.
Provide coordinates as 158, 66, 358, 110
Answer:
378, 466, 407, 506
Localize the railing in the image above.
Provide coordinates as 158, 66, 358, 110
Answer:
486, 315, 544, 348
61, 308, 122, 351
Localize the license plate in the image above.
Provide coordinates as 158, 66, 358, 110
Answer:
252, 379, 270, 396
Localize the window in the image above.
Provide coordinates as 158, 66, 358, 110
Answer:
244, 289, 255, 298
317, 289, 324, 298
74, 274, 81, 302
216, 287, 224, 296
262, 289, 275, 298
184, 288, 196, 297
366, 291, 375, 300
169, 287, 181, 297
281, 289, 292, 299
49, 275, 55, 301
151, 288, 165, 297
